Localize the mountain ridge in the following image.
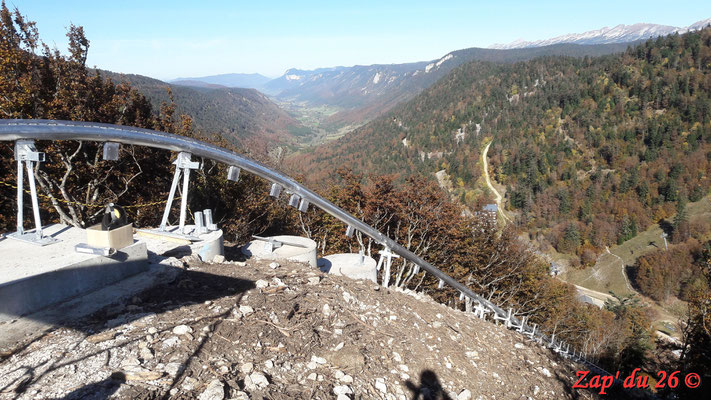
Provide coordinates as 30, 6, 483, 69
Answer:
169, 72, 272, 89
262, 41, 641, 141
490, 17, 711, 49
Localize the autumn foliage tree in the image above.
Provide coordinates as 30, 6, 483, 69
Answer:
0, 2, 232, 233
678, 242, 711, 398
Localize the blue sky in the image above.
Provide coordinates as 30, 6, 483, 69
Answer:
7, 0, 711, 80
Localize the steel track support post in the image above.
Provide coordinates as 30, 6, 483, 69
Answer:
159, 166, 182, 231
9, 140, 58, 246
345, 225, 355, 238
516, 316, 528, 333
526, 323, 537, 338
195, 211, 206, 234
204, 209, 217, 231
16, 158, 23, 235
103, 142, 120, 161
378, 247, 399, 287
298, 198, 309, 212
159, 152, 200, 234
179, 165, 191, 234
269, 183, 282, 198
226, 166, 240, 182
26, 161, 43, 239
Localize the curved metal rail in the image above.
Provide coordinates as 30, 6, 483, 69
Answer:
0, 119, 613, 379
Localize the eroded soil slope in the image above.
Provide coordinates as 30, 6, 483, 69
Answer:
0, 257, 598, 399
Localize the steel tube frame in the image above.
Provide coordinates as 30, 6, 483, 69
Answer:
0, 119, 613, 378
16, 158, 23, 235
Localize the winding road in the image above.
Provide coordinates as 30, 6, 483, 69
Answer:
481, 140, 681, 341
482, 140, 510, 223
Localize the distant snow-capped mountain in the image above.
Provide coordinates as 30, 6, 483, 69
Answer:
490, 18, 711, 49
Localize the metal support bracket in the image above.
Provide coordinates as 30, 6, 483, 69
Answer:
525, 323, 538, 338
195, 211, 207, 234
473, 302, 491, 319
269, 183, 282, 198
298, 198, 309, 212
345, 225, 355, 237
288, 193, 300, 208
8, 140, 59, 246
512, 315, 527, 333
204, 209, 217, 231
376, 246, 400, 287
227, 166, 240, 182
103, 142, 120, 161
493, 308, 514, 328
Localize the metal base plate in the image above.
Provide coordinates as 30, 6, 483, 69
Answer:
137, 228, 201, 242
7, 231, 61, 246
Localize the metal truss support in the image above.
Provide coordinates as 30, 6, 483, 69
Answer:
159, 152, 200, 235
8, 140, 59, 246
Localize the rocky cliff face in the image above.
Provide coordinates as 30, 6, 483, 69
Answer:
0, 256, 600, 399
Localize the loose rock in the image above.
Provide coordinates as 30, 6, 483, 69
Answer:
198, 379, 225, 400
245, 372, 269, 390
172, 325, 193, 335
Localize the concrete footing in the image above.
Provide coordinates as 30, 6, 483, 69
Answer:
241, 235, 317, 267
0, 223, 224, 323
135, 225, 224, 262
0, 224, 148, 322
318, 253, 377, 283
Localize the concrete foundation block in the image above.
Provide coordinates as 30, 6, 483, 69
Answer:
318, 253, 377, 283
0, 224, 148, 322
242, 235, 317, 267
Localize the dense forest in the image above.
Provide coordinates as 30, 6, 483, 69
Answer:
98, 70, 309, 157
1, 3, 710, 397
291, 28, 711, 256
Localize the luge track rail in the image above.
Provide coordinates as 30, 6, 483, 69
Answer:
0, 119, 615, 383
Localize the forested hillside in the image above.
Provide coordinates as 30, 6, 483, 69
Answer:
292, 29, 711, 255
265, 42, 638, 140
99, 70, 310, 155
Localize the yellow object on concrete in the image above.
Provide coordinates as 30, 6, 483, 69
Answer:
86, 223, 133, 249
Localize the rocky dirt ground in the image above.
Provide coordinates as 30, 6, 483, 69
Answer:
0, 252, 603, 400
